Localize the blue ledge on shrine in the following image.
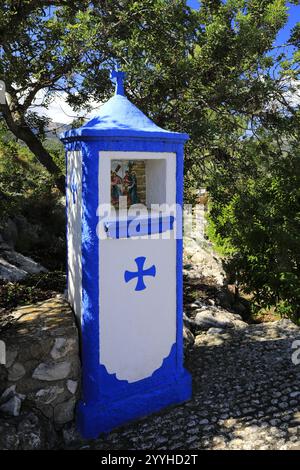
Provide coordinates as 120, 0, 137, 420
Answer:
104, 214, 175, 239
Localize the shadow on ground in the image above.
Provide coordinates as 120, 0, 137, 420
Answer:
62, 320, 300, 450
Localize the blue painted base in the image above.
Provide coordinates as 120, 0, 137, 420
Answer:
77, 369, 192, 439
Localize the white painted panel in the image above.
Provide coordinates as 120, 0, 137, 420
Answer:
67, 150, 82, 323
99, 237, 176, 382
99, 151, 177, 382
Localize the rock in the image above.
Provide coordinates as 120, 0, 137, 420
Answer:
1, 297, 80, 428
0, 241, 47, 282
183, 312, 195, 328
17, 411, 58, 450
1, 218, 18, 248
189, 246, 226, 285
207, 327, 225, 335
0, 422, 20, 449
183, 326, 195, 349
194, 309, 232, 330
54, 397, 76, 424
51, 338, 75, 360
0, 257, 28, 282
0, 395, 22, 416
0, 385, 25, 417
194, 307, 247, 331
17, 413, 43, 450
67, 380, 78, 395
35, 386, 65, 405
32, 361, 71, 381
276, 319, 299, 330
5, 349, 18, 368
8, 363, 26, 381
14, 216, 41, 253
62, 423, 83, 447
0, 385, 20, 403
0, 410, 58, 450
184, 237, 200, 257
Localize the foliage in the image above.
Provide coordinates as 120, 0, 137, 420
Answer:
0, 1, 300, 319
0, 1, 298, 195
207, 134, 300, 322
0, 123, 66, 269
0, 124, 52, 215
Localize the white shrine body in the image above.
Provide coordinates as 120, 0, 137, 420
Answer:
61, 73, 192, 438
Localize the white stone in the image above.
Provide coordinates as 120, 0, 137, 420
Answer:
184, 237, 200, 257
54, 398, 76, 424
0, 396, 22, 416
195, 309, 232, 329
67, 380, 78, 394
50, 338, 74, 360
0, 385, 16, 403
8, 362, 26, 381
50, 338, 74, 359
194, 307, 247, 331
185, 244, 226, 285
32, 361, 71, 381
0, 247, 46, 282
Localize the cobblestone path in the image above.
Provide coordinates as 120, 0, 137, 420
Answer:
66, 319, 300, 450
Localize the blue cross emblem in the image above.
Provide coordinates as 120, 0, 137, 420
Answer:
124, 257, 156, 291
70, 171, 78, 204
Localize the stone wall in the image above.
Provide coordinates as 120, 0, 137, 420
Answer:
0, 295, 80, 434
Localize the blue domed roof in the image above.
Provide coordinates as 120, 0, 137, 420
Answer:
61, 71, 188, 142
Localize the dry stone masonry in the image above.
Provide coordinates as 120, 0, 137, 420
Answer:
0, 295, 80, 436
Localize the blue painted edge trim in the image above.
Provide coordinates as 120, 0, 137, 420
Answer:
104, 215, 175, 238
98, 343, 176, 401
77, 369, 192, 439
61, 129, 189, 141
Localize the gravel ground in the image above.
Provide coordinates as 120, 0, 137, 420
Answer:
63, 319, 300, 450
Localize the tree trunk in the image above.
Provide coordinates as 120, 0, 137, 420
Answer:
1, 103, 65, 194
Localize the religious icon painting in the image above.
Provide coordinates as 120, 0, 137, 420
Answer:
111, 160, 146, 209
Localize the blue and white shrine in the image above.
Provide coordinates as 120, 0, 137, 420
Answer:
60, 71, 192, 439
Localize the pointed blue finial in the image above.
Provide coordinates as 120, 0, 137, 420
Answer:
110, 69, 126, 96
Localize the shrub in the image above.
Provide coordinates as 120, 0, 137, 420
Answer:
207, 137, 300, 322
